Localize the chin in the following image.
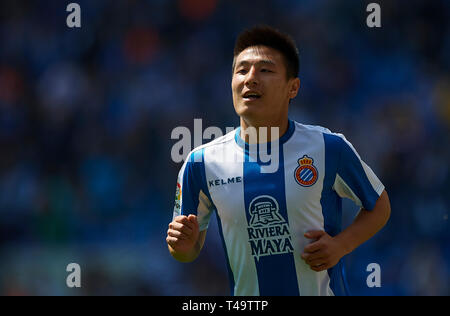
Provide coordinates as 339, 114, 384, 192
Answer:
238, 110, 264, 125
236, 105, 256, 117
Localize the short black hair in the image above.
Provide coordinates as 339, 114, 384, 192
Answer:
232, 25, 299, 79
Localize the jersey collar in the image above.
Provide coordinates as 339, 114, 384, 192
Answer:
234, 119, 295, 152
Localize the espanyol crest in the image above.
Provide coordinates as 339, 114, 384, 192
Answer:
294, 155, 318, 187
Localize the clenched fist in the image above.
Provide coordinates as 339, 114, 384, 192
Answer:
166, 214, 202, 262
301, 230, 347, 272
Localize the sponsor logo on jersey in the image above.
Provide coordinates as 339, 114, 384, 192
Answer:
247, 195, 294, 261
208, 176, 242, 187
174, 182, 181, 212
294, 155, 318, 187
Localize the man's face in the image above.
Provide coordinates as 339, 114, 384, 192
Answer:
231, 45, 299, 125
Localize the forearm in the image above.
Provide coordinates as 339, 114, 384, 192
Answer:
334, 190, 391, 255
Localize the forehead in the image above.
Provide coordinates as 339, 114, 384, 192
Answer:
235, 45, 284, 66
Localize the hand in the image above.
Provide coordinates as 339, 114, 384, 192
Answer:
301, 230, 347, 272
166, 215, 200, 254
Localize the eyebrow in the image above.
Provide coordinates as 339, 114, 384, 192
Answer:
235, 60, 276, 68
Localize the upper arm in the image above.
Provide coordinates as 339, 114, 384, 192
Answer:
371, 189, 391, 218
332, 134, 385, 211
173, 149, 215, 230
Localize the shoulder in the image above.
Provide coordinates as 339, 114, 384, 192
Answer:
292, 121, 354, 153
293, 121, 347, 140
185, 129, 236, 163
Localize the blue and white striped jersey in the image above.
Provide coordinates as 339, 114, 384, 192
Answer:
173, 120, 385, 296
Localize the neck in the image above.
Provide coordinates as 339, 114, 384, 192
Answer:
240, 116, 289, 144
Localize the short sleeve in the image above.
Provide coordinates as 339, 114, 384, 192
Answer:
173, 149, 215, 231
332, 134, 385, 211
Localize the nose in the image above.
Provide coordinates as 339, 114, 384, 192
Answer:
244, 66, 258, 87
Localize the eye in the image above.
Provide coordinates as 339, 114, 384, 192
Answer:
237, 69, 247, 74
261, 68, 273, 73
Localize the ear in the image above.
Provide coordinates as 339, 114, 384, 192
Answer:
289, 78, 300, 99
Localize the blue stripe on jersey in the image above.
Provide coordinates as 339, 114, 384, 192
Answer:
239, 121, 300, 296
322, 133, 346, 296
337, 138, 380, 211
321, 134, 342, 236
180, 149, 206, 216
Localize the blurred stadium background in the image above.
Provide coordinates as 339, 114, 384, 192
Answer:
0, 0, 449, 295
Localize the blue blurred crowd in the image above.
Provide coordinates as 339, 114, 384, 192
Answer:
0, 0, 449, 295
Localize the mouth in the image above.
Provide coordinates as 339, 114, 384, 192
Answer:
242, 91, 262, 101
